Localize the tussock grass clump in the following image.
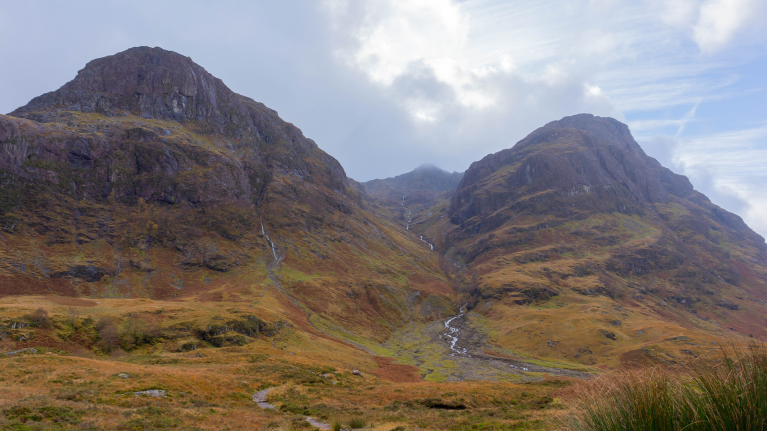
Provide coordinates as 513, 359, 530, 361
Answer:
563, 343, 767, 431
347, 416, 367, 429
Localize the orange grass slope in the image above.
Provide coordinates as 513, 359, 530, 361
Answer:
0, 295, 567, 430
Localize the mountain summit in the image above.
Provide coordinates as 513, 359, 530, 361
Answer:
364, 163, 463, 206
8, 46, 348, 205
12, 46, 244, 126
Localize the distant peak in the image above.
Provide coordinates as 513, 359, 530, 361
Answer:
414, 163, 444, 172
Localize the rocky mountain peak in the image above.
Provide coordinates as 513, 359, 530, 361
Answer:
364, 164, 464, 205
60, 46, 218, 99
11, 47, 263, 139
413, 163, 445, 172
0, 46, 358, 224
450, 114, 700, 227
532, 114, 641, 154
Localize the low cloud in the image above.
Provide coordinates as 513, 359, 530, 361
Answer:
656, 0, 765, 53
693, 0, 763, 53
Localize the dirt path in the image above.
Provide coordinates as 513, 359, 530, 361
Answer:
252, 388, 276, 409
253, 387, 330, 429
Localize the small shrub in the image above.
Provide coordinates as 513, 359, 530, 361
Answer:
120, 314, 164, 350
68, 306, 80, 329
96, 318, 120, 352
347, 416, 366, 429
29, 308, 49, 328
180, 342, 199, 352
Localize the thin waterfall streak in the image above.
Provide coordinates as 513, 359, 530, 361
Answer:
260, 218, 278, 262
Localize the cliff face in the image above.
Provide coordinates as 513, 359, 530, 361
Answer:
451, 115, 694, 227
0, 47, 454, 342
6, 47, 348, 207
448, 114, 764, 252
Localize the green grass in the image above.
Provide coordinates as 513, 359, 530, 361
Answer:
563, 343, 767, 431
347, 416, 367, 429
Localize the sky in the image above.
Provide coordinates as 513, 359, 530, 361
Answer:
0, 0, 765, 237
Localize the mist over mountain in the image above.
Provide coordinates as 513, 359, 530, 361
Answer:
363, 163, 463, 206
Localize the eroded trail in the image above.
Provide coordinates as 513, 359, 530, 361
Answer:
253, 388, 276, 409
254, 387, 330, 430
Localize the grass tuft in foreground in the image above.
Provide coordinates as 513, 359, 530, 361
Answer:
562, 343, 767, 431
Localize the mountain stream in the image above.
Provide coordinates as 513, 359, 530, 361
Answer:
443, 304, 470, 357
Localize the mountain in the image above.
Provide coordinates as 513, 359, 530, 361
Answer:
1, 47, 765, 374
0, 47, 454, 344
360, 164, 463, 254
401, 114, 767, 367
7, 47, 767, 431
364, 163, 463, 206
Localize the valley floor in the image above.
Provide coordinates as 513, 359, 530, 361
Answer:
0, 295, 575, 430
380, 308, 592, 383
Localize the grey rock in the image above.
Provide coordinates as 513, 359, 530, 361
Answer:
5, 348, 37, 355
253, 388, 276, 409
305, 416, 330, 430
134, 390, 166, 397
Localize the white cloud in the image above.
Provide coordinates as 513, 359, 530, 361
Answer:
655, 0, 763, 53
584, 83, 603, 97
327, 0, 765, 126
693, 0, 760, 53
341, 0, 470, 86
327, 0, 520, 121
673, 124, 767, 237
